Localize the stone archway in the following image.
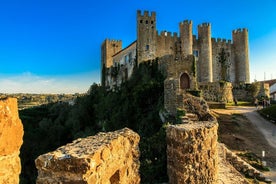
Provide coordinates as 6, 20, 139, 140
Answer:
180, 73, 190, 90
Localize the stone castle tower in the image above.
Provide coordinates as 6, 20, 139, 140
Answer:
101, 39, 122, 85
232, 28, 250, 83
137, 10, 157, 65
101, 10, 250, 88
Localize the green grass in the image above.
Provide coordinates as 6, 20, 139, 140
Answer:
259, 104, 276, 120
227, 101, 253, 106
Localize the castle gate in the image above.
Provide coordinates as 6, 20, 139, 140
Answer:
180, 73, 190, 89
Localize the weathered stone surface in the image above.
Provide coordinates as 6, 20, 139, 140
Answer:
167, 121, 218, 184
199, 81, 234, 103
35, 128, 140, 184
0, 98, 24, 184
182, 93, 214, 121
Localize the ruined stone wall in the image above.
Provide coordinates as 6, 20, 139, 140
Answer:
35, 128, 140, 184
0, 98, 24, 184
199, 82, 234, 102
167, 121, 218, 184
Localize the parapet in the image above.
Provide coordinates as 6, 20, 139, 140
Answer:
158, 31, 178, 39
180, 20, 192, 25
211, 37, 232, 45
35, 128, 140, 184
198, 22, 211, 27
137, 10, 156, 18
102, 39, 122, 47
232, 28, 248, 34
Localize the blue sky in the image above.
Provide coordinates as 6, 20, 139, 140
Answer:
0, 0, 276, 93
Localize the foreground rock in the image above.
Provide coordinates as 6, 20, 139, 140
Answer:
0, 98, 24, 184
167, 121, 218, 184
35, 128, 140, 184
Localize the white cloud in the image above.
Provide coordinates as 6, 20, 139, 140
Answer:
0, 71, 100, 94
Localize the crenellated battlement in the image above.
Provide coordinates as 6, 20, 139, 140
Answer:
104, 39, 122, 44
211, 38, 232, 45
180, 20, 192, 25
232, 28, 248, 34
198, 22, 211, 27
102, 10, 250, 87
158, 31, 178, 38
137, 10, 156, 18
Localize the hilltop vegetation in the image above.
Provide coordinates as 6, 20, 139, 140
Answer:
19, 61, 168, 184
0, 93, 82, 110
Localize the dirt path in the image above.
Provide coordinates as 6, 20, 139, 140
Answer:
243, 107, 276, 182
244, 107, 276, 149
212, 106, 276, 183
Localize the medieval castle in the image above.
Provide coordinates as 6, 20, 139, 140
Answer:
101, 10, 250, 90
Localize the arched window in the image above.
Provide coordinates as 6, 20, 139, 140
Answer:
180, 73, 190, 89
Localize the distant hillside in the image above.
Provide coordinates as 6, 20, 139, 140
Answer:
0, 93, 83, 110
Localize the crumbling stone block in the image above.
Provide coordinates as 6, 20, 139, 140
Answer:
0, 98, 24, 184
35, 128, 140, 184
166, 121, 218, 184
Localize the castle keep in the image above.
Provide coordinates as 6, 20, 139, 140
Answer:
101, 10, 250, 89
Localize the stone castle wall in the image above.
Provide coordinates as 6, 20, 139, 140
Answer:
162, 55, 198, 115
200, 82, 234, 102
233, 82, 270, 102
0, 98, 24, 184
102, 10, 250, 88
167, 121, 218, 184
35, 128, 140, 184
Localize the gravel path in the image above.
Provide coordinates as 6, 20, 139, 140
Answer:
244, 107, 276, 149
222, 106, 276, 183
243, 107, 276, 183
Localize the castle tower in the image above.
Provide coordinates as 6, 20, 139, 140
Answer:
101, 39, 122, 85
198, 23, 213, 82
137, 10, 157, 64
232, 28, 250, 83
179, 20, 193, 56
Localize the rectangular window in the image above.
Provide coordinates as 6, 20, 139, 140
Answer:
193, 50, 199, 57
124, 55, 129, 64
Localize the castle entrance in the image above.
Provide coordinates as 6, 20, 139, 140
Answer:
180, 73, 190, 89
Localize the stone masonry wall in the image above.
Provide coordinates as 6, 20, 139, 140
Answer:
35, 128, 140, 184
0, 98, 24, 184
200, 81, 234, 102
167, 121, 218, 184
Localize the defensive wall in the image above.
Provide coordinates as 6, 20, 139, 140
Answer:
102, 10, 250, 88
199, 82, 234, 103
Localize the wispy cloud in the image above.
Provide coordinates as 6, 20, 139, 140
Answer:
0, 71, 100, 94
